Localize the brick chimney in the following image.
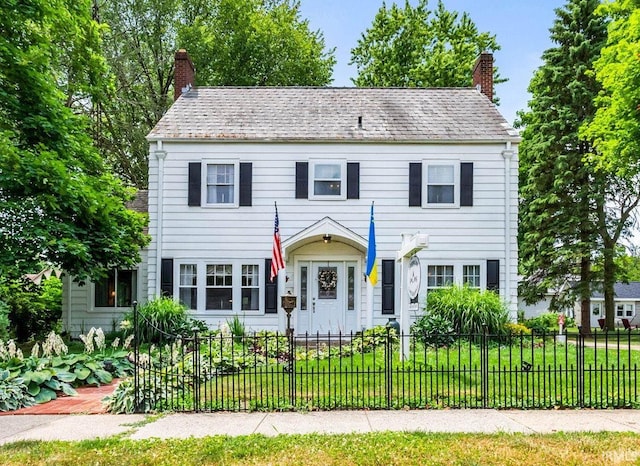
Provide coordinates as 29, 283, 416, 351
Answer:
472, 52, 493, 101
174, 49, 195, 101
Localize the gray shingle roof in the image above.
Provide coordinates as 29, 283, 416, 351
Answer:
593, 282, 640, 300
147, 87, 520, 142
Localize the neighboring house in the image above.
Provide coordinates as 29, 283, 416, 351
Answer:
518, 281, 640, 328
62, 51, 519, 336
589, 282, 640, 328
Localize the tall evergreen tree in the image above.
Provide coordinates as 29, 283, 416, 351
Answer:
517, 0, 608, 334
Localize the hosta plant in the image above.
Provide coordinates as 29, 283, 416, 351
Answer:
0, 369, 35, 411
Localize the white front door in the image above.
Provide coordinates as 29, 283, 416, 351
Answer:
311, 262, 344, 334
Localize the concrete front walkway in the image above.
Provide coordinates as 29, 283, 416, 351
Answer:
1, 381, 640, 444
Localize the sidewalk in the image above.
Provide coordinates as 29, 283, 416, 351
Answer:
1, 381, 639, 444
1, 409, 640, 444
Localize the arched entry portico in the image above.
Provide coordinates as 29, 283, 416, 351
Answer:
282, 217, 369, 334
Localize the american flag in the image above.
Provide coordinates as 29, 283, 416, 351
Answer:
270, 203, 285, 282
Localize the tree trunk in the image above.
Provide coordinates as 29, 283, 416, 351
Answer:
603, 241, 616, 330
579, 255, 592, 336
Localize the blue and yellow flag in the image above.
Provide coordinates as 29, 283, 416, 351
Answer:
366, 202, 377, 286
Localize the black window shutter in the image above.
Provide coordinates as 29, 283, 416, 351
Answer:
382, 259, 395, 315
409, 163, 422, 207
265, 259, 277, 313
160, 258, 174, 297
188, 163, 201, 206
460, 162, 473, 206
487, 260, 499, 292
239, 162, 252, 206
347, 162, 360, 199
295, 162, 308, 199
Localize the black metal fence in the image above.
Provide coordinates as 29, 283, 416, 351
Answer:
132, 319, 640, 412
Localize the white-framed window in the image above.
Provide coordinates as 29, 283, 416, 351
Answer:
616, 303, 634, 318
423, 162, 459, 207
175, 260, 265, 313
206, 264, 233, 310
205, 161, 239, 206
424, 262, 485, 298
94, 269, 137, 308
427, 265, 454, 292
309, 160, 346, 199
463, 265, 481, 288
591, 302, 603, 316
241, 264, 259, 311
179, 264, 197, 310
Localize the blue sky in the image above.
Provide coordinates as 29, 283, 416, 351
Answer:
299, 0, 567, 125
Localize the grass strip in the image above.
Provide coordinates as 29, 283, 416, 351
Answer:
1, 431, 639, 465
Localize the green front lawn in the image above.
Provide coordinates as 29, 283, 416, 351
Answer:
1, 432, 639, 465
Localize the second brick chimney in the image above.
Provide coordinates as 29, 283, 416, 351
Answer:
174, 49, 195, 101
472, 52, 493, 102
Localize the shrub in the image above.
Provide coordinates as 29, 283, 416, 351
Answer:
425, 285, 509, 337
411, 313, 456, 347
504, 322, 531, 335
1, 276, 62, 342
124, 297, 206, 343
523, 312, 568, 334
0, 300, 10, 341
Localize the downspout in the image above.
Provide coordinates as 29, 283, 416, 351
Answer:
154, 141, 167, 297
502, 142, 515, 319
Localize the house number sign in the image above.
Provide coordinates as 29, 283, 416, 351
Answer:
407, 255, 421, 300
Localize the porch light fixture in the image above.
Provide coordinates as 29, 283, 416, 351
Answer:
323, 234, 332, 244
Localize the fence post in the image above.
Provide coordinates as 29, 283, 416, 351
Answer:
385, 326, 393, 408
289, 332, 295, 407
192, 328, 200, 412
481, 326, 489, 408
132, 301, 140, 412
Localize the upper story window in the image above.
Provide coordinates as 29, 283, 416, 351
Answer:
409, 161, 472, 208
206, 162, 238, 206
95, 269, 137, 308
425, 163, 458, 206
309, 160, 346, 200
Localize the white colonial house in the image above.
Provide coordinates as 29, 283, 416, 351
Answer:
62, 51, 519, 336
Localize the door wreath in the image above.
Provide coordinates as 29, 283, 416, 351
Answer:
318, 268, 338, 291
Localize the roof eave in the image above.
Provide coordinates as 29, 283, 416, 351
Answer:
146, 136, 521, 144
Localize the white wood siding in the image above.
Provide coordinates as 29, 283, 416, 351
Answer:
148, 141, 518, 331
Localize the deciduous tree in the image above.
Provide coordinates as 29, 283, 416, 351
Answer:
93, 0, 335, 188
582, 0, 640, 328
0, 0, 148, 281
350, 0, 502, 98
